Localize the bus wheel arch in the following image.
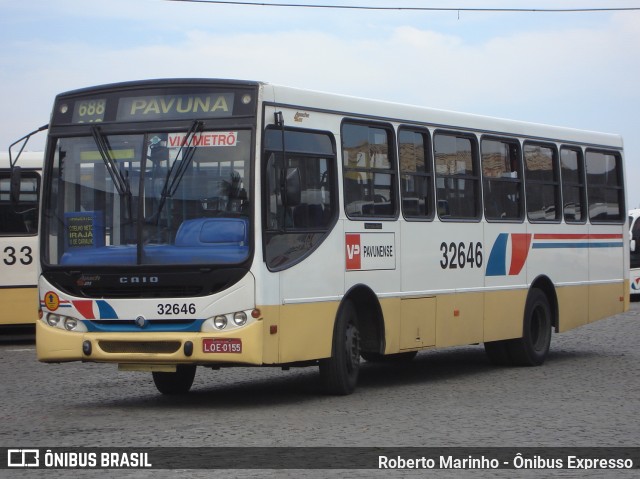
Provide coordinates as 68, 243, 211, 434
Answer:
318, 284, 385, 395
507, 279, 555, 366
342, 284, 385, 356
529, 275, 559, 332
484, 277, 557, 367
319, 298, 361, 395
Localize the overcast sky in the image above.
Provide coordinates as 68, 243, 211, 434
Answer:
1, 0, 639, 207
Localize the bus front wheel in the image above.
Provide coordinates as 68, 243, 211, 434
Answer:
152, 365, 196, 394
319, 300, 360, 395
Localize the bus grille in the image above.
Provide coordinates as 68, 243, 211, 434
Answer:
98, 340, 181, 354
82, 285, 204, 298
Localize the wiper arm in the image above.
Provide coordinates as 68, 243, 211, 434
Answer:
161, 120, 203, 197
91, 126, 129, 196
91, 126, 132, 220
152, 120, 203, 224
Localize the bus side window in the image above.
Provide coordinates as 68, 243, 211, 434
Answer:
586, 149, 624, 223
263, 127, 338, 271
560, 147, 586, 223
524, 142, 560, 222
399, 127, 434, 220
481, 137, 522, 221
434, 132, 481, 220
342, 122, 396, 218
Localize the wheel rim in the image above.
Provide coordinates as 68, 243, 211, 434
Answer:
530, 304, 549, 352
345, 320, 360, 373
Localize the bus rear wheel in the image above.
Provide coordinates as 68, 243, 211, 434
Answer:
152, 365, 196, 394
508, 288, 552, 366
483, 340, 513, 366
361, 351, 417, 363
319, 300, 360, 395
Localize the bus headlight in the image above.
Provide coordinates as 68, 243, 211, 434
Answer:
214, 315, 228, 330
44, 313, 87, 332
64, 317, 78, 331
46, 313, 61, 327
201, 310, 254, 332
233, 311, 247, 326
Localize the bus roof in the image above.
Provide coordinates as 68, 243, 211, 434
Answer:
54, 78, 623, 150
263, 82, 623, 150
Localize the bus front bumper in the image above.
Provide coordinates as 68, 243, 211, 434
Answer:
36, 319, 264, 366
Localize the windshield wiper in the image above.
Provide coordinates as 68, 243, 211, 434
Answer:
91, 125, 132, 219
151, 120, 204, 224
91, 126, 129, 195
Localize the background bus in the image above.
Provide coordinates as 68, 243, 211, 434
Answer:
27, 79, 628, 395
629, 209, 640, 299
0, 151, 41, 327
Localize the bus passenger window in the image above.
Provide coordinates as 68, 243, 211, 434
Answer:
0, 173, 39, 234
342, 122, 396, 218
399, 128, 433, 219
586, 149, 624, 222
524, 142, 560, 222
481, 138, 522, 221
434, 132, 481, 220
560, 147, 586, 223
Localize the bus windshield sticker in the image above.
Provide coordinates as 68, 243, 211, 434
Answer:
167, 131, 238, 148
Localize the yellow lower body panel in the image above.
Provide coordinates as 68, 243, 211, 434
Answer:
483, 289, 527, 342
0, 287, 38, 325
36, 281, 627, 366
589, 282, 626, 323
277, 302, 338, 364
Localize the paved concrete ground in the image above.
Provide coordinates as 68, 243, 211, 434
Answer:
1, 303, 638, 478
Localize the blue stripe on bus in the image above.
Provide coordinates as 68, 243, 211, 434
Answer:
83, 319, 205, 333
532, 242, 623, 249
486, 232, 508, 276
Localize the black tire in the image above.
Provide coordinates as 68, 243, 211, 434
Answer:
152, 365, 196, 395
361, 351, 417, 363
319, 300, 360, 395
508, 288, 552, 366
484, 340, 513, 366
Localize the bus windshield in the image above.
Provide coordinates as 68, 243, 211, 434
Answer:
44, 129, 251, 266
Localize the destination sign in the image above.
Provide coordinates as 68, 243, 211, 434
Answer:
117, 93, 235, 121
53, 84, 257, 125
72, 99, 107, 123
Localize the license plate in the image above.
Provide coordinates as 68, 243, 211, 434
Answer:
202, 338, 242, 354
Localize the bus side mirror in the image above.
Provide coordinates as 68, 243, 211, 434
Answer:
284, 167, 301, 207
632, 239, 637, 253
10, 166, 22, 207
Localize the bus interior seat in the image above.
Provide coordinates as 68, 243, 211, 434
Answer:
175, 217, 247, 246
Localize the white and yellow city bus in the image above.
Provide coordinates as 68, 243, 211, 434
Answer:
1, 151, 41, 327
27, 80, 628, 395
